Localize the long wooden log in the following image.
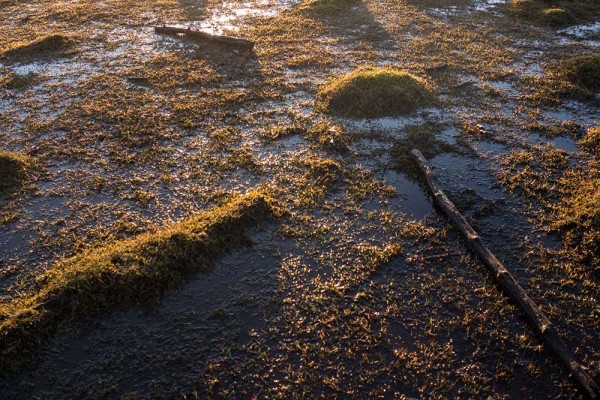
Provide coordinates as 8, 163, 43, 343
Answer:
411, 149, 599, 399
154, 26, 255, 49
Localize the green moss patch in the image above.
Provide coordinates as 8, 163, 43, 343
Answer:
0, 151, 32, 191
316, 67, 436, 119
0, 192, 278, 373
1, 34, 77, 60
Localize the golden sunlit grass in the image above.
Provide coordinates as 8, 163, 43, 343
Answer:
0, 192, 278, 373
550, 167, 599, 271
316, 67, 436, 118
497, 130, 599, 274
580, 126, 600, 155
547, 127, 600, 271
306, 119, 351, 152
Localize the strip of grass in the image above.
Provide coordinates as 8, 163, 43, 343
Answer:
0, 151, 32, 191
0, 192, 278, 374
315, 67, 436, 119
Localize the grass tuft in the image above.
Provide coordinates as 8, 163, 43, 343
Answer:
0, 151, 32, 191
556, 53, 600, 92
2, 34, 77, 59
532, 53, 600, 102
0, 192, 278, 373
315, 67, 436, 119
579, 126, 600, 156
539, 7, 574, 26
307, 119, 350, 152
0, 71, 42, 89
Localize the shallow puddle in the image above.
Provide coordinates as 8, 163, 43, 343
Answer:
2, 228, 283, 398
175, 0, 301, 35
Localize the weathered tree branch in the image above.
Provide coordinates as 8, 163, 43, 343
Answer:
154, 26, 255, 49
411, 148, 599, 399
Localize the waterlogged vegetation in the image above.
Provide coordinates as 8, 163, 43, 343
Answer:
0, 192, 277, 372
0, 0, 599, 398
499, 126, 600, 275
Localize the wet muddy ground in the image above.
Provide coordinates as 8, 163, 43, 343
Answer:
0, 0, 598, 398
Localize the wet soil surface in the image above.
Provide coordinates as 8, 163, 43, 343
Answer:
1, 0, 599, 398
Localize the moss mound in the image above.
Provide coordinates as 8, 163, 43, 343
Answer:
540, 7, 575, 26
0, 151, 31, 191
316, 67, 436, 119
0, 192, 278, 373
2, 34, 77, 59
557, 54, 600, 92
504, 0, 600, 27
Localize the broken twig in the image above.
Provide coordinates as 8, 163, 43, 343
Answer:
425, 63, 449, 73
411, 148, 599, 399
154, 26, 254, 49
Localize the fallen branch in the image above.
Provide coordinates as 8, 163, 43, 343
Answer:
452, 80, 476, 90
154, 26, 254, 49
425, 63, 449, 73
411, 149, 599, 399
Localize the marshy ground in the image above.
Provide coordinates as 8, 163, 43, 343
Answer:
0, 0, 598, 398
